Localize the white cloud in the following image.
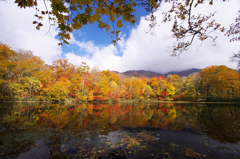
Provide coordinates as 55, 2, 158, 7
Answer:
66, 0, 239, 74
1, 0, 239, 73
0, 1, 62, 64
65, 42, 121, 70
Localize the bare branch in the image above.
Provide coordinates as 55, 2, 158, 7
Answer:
43, 0, 52, 37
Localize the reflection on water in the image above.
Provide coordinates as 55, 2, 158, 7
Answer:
0, 102, 240, 159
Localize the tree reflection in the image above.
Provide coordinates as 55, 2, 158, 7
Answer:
0, 103, 39, 158
1, 102, 240, 158
199, 105, 240, 143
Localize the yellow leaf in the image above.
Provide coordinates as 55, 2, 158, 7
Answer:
111, 40, 116, 45
116, 19, 123, 28
85, 6, 92, 14
116, 30, 121, 34
106, 24, 110, 31
119, 4, 123, 10
88, 16, 95, 24
64, 16, 69, 21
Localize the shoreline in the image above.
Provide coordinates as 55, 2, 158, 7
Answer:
1, 100, 240, 104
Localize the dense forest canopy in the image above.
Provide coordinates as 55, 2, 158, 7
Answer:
0, 43, 240, 102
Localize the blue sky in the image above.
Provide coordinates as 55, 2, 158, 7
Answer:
0, 0, 239, 74
61, 5, 149, 57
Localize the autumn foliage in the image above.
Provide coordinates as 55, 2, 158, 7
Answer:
0, 43, 240, 102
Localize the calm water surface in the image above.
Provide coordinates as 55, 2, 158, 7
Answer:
0, 102, 240, 159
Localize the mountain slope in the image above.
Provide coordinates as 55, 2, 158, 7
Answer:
165, 68, 202, 77
111, 68, 202, 78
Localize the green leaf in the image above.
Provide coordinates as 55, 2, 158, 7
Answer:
85, 6, 92, 14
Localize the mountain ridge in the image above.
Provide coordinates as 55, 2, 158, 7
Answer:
111, 68, 202, 78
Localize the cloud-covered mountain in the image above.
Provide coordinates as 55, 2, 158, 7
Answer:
112, 68, 202, 78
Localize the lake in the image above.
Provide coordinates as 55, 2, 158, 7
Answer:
0, 102, 240, 159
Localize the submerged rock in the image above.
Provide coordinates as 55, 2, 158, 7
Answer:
49, 153, 69, 159
48, 146, 69, 159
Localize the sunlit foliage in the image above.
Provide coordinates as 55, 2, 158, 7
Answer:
0, 43, 240, 102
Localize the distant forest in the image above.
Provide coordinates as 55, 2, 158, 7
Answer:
1, 43, 240, 102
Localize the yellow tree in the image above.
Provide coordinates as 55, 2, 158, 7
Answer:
24, 77, 42, 97
9, 82, 24, 100
109, 80, 119, 101
166, 74, 182, 93
89, 66, 102, 100
143, 85, 153, 99
149, 77, 159, 98
199, 65, 239, 99
0, 43, 16, 100
52, 58, 76, 81
199, 65, 221, 98
50, 77, 70, 100
69, 73, 82, 100
181, 76, 197, 99
123, 77, 133, 98
76, 62, 91, 101
101, 70, 119, 84
0, 43, 16, 80
98, 75, 110, 101
215, 68, 240, 99
90, 67, 101, 85
131, 78, 145, 99
35, 65, 54, 100
101, 70, 120, 100
10, 50, 44, 82
157, 77, 175, 100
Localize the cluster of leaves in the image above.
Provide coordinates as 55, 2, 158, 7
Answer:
14, 0, 148, 45
1, 43, 240, 102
